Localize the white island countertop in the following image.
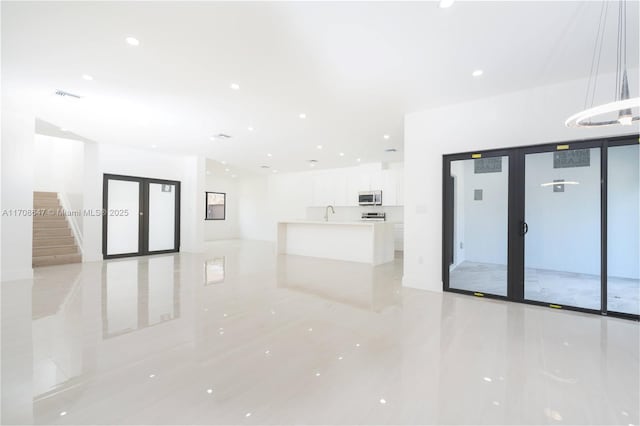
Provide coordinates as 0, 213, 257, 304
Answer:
279, 220, 391, 226
277, 220, 395, 265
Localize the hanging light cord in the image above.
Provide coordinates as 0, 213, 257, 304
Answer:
585, 0, 608, 110
615, 0, 627, 101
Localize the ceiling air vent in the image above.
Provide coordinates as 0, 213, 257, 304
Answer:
260, 165, 270, 169
215, 133, 232, 139
54, 90, 82, 99
385, 148, 398, 153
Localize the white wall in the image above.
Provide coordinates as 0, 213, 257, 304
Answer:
404, 70, 639, 292
82, 143, 205, 261
204, 164, 240, 241
33, 135, 84, 194
238, 176, 272, 241
460, 157, 509, 266
1, 88, 35, 281
33, 134, 85, 232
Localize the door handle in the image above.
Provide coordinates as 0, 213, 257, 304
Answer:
521, 221, 529, 236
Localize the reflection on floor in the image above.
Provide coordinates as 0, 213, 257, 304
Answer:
1, 241, 639, 425
450, 261, 640, 314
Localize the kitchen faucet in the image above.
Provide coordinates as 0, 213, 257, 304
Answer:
324, 205, 335, 221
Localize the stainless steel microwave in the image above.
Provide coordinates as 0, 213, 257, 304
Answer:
358, 190, 382, 206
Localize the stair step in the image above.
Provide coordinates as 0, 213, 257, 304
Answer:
34, 228, 71, 237
33, 222, 69, 230
33, 236, 76, 247
33, 253, 82, 267
33, 245, 78, 257
33, 191, 58, 199
33, 215, 68, 222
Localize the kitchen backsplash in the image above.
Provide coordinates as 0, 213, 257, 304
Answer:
306, 205, 404, 223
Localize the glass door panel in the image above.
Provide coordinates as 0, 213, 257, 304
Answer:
148, 183, 176, 252
106, 179, 140, 256
449, 156, 509, 296
524, 148, 601, 310
607, 144, 640, 315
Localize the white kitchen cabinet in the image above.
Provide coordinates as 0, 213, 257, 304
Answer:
346, 170, 371, 206
393, 223, 404, 251
311, 171, 334, 206
310, 162, 404, 207
381, 169, 397, 206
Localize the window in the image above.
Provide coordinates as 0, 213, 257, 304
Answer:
205, 192, 226, 220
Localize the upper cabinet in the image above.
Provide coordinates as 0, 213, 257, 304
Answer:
310, 162, 404, 207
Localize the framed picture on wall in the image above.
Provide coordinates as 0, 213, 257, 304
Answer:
205, 192, 226, 220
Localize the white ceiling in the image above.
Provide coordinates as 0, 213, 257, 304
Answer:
3, 1, 638, 175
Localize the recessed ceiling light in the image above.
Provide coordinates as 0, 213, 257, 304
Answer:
209, 136, 216, 141
310, 163, 315, 167
224, 168, 230, 172
339, 152, 345, 157
221, 160, 227, 165
81, 74, 93, 81
316, 145, 323, 150
380, 398, 387, 405
231, 174, 237, 178
299, 113, 307, 119
248, 126, 254, 131
125, 36, 140, 46
439, 0, 455, 8
230, 83, 240, 90
383, 134, 390, 140
207, 389, 213, 394
59, 412, 67, 417
472, 69, 484, 77
272, 169, 278, 173
151, 144, 158, 149
356, 158, 361, 162
267, 153, 272, 157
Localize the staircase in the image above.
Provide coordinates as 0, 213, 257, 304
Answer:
33, 192, 82, 267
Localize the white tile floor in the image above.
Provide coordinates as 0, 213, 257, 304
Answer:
450, 261, 640, 314
2, 240, 639, 425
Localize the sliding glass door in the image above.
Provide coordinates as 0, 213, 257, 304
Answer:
103, 174, 181, 259
607, 143, 640, 316
442, 135, 639, 319
446, 154, 510, 297
523, 147, 601, 311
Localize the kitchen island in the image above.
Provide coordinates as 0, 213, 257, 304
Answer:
277, 220, 395, 265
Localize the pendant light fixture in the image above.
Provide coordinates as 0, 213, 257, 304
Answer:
565, 0, 639, 128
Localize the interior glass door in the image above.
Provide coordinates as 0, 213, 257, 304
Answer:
104, 175, 180, 259
448, 155, 510, 296
148, 182, 177, 252
523, 147, 601, 310
106, 179, 140, 256
607, 143, 639, 315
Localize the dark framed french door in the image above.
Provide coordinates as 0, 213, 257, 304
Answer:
442, 134, 639, 320
102, 174, 181, 259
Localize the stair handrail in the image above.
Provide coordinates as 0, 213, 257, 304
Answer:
57, 192, 84, 258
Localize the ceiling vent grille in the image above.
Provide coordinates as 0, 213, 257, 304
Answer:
214, 133, 232, 139
55, 90, 82, 99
